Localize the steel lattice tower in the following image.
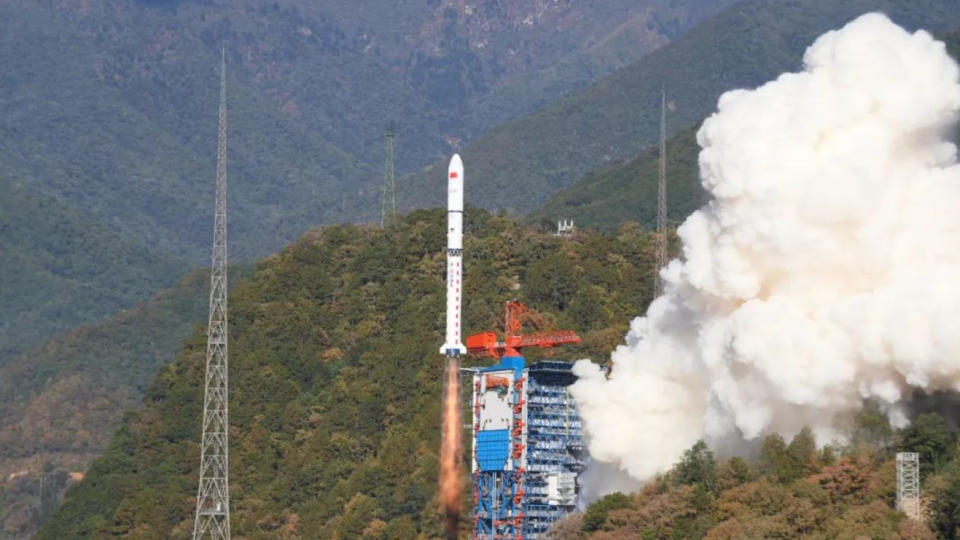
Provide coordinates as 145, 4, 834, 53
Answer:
380, 127, 396, 226
193, 50, 231, 540
896, 452, 921, 521
654, 88, 668, 298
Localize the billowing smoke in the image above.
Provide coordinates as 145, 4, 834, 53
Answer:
570, 13, 960, 484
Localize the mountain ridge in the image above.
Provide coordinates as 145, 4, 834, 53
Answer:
532, 24, 960, 231
401, 0, 960, 215
0, 0, 724, 359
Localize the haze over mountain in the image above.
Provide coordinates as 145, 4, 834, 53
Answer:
533, 25, 960, 232
0, 180, 187, 357
404, 0, 960, 215
0, 0, 726, 359
2, 0, 725, 260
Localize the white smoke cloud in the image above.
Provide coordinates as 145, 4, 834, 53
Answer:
570, 12, 960, 484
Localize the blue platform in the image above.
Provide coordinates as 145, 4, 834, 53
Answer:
471, 359, 586, 539
475, 429, 510, 471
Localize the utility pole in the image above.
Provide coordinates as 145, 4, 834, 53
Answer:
654, 87, 668, 298
193, 49, 231, 540
380, 127, 396, 226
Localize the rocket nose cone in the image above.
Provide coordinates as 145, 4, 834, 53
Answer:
448, 154, 463, 173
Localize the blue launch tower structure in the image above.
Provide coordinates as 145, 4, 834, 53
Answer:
470, 357, 586, 539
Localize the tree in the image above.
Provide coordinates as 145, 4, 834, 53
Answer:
815, 456, 872, 504
819, 445, 836, 466
673, 440, 718, 492
926, 463, 960, 540
759, 433, 802, 484
581, 492, 632, 532
899, 413, 957, 477
728, 456, 751, 484
787, 427, 818, 475
383, 516, 417, 540
336, 494, 383, 539
524, 252, 580, 312
853, 405, 893, 452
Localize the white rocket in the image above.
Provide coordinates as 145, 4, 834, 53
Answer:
441, 154, 467, 356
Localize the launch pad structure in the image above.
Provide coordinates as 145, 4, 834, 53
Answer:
467, 359, 586, 539
462, 302, 586, 539
436, 151, 586, 538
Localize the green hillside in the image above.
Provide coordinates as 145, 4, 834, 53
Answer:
0, 269, 212, 538
0, 0, 367, 262
550, 414, 954, 539
550, 412, 960, 539
0, 177, 186, 359
36, 210, 658, 539
402, 0, 960, 214
532, 125, 702, 230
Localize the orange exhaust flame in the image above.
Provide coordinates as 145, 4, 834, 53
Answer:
440, 356, 463, 540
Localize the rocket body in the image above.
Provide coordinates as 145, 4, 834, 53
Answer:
441, 154, 467, 356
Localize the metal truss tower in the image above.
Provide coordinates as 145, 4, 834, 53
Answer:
654, 88, 668, 298
469, 360, 586, 539
193, 49, 231, 540
896, 452, 921, 521
380, 127, 396, 226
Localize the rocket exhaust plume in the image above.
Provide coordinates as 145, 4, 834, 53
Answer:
440, 356, 463, 539
570, 13, 960, 488
440, 154, 466, 538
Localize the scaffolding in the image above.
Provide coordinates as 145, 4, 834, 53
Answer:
470, 359, 585, 539
523, 362, 585, 537
896, 452, 921, 521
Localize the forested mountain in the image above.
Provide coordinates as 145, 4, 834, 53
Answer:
551, 412, 960, 539
11, 2, 960, 538
0, 179, 186, 357
0, 0, 725, 359
1, 0, 720, 261
403, 0, 960, 214
0, 269, 213, 538
532, 25, 960, 231
35, 210, 658, 539
532, 125, 702, 231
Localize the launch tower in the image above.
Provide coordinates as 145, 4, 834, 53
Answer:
466, 302, 586, 539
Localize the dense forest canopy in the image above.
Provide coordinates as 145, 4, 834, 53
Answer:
552, 410, 960, 539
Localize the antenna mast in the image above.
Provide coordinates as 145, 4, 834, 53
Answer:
193, 49, 231, 540
654, 88, 668, 298
380, 127, 396, 226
